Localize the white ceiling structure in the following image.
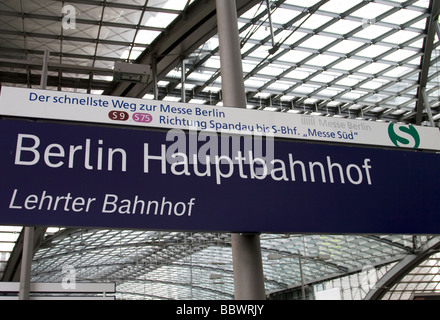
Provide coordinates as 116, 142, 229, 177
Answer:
1, 0, 440, 300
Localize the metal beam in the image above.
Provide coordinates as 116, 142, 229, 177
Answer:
415, 0, 440, 124
215, 0, 265, 300
421, 87, 436, 126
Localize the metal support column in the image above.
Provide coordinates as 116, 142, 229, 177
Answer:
181, 57, 186, 103
19, 49, 51, 300
40, 50, 49, 90
298, 250, 306, 300
18, 227, 34, 300
215, 0, 247, 108
215, 0, 266, 300
152, 55, 159, 100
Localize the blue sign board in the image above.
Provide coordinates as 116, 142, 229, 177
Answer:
1, 118, 439, 234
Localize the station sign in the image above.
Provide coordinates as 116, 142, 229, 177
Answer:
1, 118, 440, 234
1, 87, 440, 151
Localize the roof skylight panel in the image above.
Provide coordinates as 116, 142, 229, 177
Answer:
385, 82, 417, 96
385, 95, 413, 106
406, 55, 422, 66
332, 58, 365, 71
1, 14, 22, 34
99, 44, 131, 59
266, 81, 292, 93
0, 0, 21, 11
202, 56, 221, 69
298, 13, 334, 31
103, 7, 142, 24
100, 26, 137, 43
271, 7, 302, 25
26, 17, 57, 35
316, 86, 345, 98
148, 0, 191, 11
310, 71, 339, 83
360, 79, 390, 90
412, 0, 431, 9
134, 29, 161, 45
27, 37, 61, 55
318, 0, 363, 14
244, 78, 269, 89
246, 25, 271, 42
292, 83, 321, 95
72, 2, 104, 21
407, 36, 425, 49
284, 0, 322, 7
242, 60, 260, 73
247, 44, 275, 58
277, 50, 313, 66
300, 35, 336, 50
141, 11, 179, 28
323, 19, 364, 35
381, 8, 424, 25
258, 64, 288, 76
384, 49, 419, 63
327, 40, 365, 54
351, 2, 394, 20
186, 71, 212, 83
285, 69, 314, 80
356, 44, 391, 59
240, 1, 267, 20
307, 54, 339, 66
64, 20, 100, 39
24, 0, 62, 16
358, 62, 391, 75
353, 24, 393, 40
339, 90, 365, 101
382, 29, 421, 45
273, 29, 307, 46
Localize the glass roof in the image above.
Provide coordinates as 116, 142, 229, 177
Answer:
1, 0, 440, 300
29, 230, 437, 300
383, 253, 440, 299
0, 227, 22, 279
172, 0, 437, 122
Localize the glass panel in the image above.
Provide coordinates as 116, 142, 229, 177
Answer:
381, 9, 423, 25
141, 12, 179, 28
328, 40, 364, 54
324, 20, 363, 35
300, 35, 335, 49
351, 2, 393, 20
354, 25, 392, 39
320, 0, 363, 14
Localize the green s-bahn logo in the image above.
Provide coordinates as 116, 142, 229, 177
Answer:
388, 123, 420, 149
